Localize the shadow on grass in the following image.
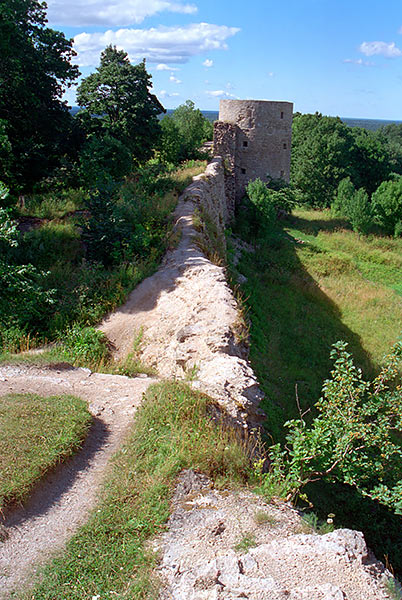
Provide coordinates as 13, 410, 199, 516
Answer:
234, 213, 402, 575
236, 224, 376, 442
289, 213, 350, 235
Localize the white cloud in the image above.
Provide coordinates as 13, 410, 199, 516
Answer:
205, 90, 236, 98
74, 23, 240, 67
156, 63, 179, 71
359, 41, 401, 58
203, 59, 213, 67
267, 71, 274, 77
169, 75, 182, 83
47, 0, 197, 27
343, 58, 375, 66
158, 89, 180, 98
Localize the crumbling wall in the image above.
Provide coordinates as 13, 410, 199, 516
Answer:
100, 157, 265, 431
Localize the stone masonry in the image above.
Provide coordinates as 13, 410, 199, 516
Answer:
214, 99, 293, 202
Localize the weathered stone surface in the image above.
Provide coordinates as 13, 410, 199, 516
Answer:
100, 157, 265, 430
156, 472, 389, 600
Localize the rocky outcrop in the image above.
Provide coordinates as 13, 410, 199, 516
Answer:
155, 471, 390, 600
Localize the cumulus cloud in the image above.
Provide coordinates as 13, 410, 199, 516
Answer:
74, 23, 240, 67
205, 90, 236, 98
47, 0, 197, 27
203, 59, 213, 67
359, 41, 401, 58
169, 75, 182, 83
156, 63, 179, 71
343, 58, 375, 66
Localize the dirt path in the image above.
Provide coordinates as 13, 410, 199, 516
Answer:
0, 364, 156, 598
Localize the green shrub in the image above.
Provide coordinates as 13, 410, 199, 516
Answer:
348, 188, 373, 235
332, 177, 356, 216
372, 178, 402, 236
56, 324, 110, 365
259, 339, 402, 514
246, 178, 276, 231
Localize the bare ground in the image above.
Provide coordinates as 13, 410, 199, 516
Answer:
0, 364, 156, 598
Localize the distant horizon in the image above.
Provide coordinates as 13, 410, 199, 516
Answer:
69, 105, 402, 123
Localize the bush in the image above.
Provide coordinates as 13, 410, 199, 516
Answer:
347, 188, 373, 235
333, 178, 373, 235
372, 178, 402, 236
56, 324, 110, 365
258, 339, 402, 514
246, 178, 276, 230
332, 177, 356, 216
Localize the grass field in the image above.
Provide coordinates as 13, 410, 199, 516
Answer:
234, 208, 402, 441
21, 382, 251, 600
0, 394, 91, 510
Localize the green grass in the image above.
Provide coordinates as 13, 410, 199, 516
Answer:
20, 381, 251, 600
233, 207, 402, 441
0, 394, 91, 510
19, 188, 87, 219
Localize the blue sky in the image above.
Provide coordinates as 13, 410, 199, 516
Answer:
47, 0, 402, 119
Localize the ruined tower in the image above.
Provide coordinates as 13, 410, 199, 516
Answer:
213, 99, 293, 209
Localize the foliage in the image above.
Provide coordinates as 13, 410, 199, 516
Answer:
347, 188, 373, 235
170, 100, 212, 160
77, 46, 163, 163
55, 325, 110, 365
263, 339, 402, 514
79, 134, 133, 186
0, 208, 54, 332
332, 176, 356, 216
158, 116, 182, 164
0, 0, 79, 192
0, 393, 91, 510
291, 113, 356, 207
21, 381, 251, 599
246, 178, 276, 229
351, 128, 393, 195
371, 178, 402, 237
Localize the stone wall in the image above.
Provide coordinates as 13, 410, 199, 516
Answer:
100, 156, 265, 431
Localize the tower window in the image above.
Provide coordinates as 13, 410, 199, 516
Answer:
241, 168, 246, 175
280, 111, 284, 119
280, 170, 285, 177
243, 141, 248, 147
283, 142, 287, 149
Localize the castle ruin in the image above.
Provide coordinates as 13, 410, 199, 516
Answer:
213, 99, 293, 211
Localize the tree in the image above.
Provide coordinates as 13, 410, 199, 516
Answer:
0, 0, 79, 193
350, 128, 393, 195
77, 46, 164, 163
171, 100, 211, 159
291, 113, 356, 207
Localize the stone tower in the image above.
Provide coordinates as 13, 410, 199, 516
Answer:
213, 99, 293, 208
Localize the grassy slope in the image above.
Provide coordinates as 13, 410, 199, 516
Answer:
21, 382, 251, 600
0, 393, 91, 510
235, 208, 402, 441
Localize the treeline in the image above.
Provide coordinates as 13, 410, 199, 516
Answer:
0, 0, 212, 355
291, 112, 402, 235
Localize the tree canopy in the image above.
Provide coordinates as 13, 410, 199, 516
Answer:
0, 0, 79, 193
77, 46, 164, 164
